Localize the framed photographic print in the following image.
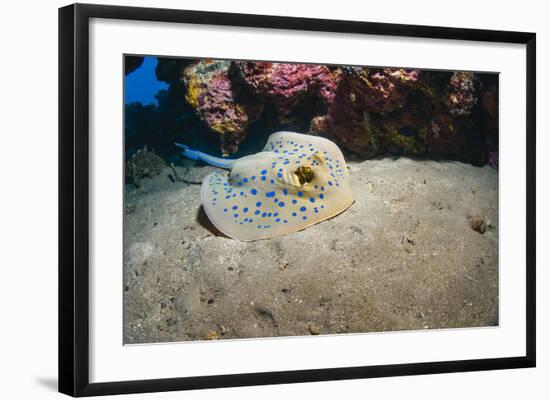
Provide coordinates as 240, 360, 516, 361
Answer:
58, 3, 536, 397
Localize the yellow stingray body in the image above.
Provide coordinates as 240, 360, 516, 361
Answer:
199, 132, 355, 241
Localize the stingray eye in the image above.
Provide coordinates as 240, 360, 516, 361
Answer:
295, 165, 314, 185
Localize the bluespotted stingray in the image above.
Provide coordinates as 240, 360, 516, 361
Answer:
176, 132, 354, 241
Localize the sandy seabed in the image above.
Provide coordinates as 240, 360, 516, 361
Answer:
123, 157, 498, 344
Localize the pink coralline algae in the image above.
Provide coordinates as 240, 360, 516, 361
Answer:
235, 62, 342, 119
445, 72, 478, 116
183, 60, 262, 155
178, 59, 495, 165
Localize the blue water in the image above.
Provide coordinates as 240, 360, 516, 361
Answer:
125, 56, 168, 105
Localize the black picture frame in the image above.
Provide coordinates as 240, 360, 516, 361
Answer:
59, 3, 536, 397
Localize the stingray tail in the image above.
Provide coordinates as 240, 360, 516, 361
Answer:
174, 143, 235, 169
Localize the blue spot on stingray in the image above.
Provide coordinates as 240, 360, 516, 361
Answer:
276, 218, 281, 222
302, 216, 307, 220
223, 208, 228, 212
297, 191, 303, 197
309, 197, 315, 203
319, 194, 324, 199
283, 220, 288, 223
321, 186, 325, 191
243, 207, 249, 213
255, 210, 260, 215
256, 201, 262, 207
232, 194, 236, 197
234, 214, 239, 218
277, 173, 282, 178
251, 175, 256, 180
262, 212, 267, 217
283, 188, 288, 195
268, 213, 272, 217
292, 199, 297, 205
243, 178, 248, 183
225, 195, 231, 199
274, 212, 279, 217
240, 191, 244, 196
328, 181, 333, 186
261, 170, 267, 175
251, 189, 258, 195
261, 176, 266, 181
292, 212, 297, 216
300, 206, 307, 212
270, 179, 275, 184
232, 205, 238, 210
278, 202, 285, 207
266, 191, 275, 198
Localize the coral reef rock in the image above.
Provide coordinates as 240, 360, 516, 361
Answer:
350, 67, 420, 114
444, 72, 478, 116
323, 67, 424, 157
235, 62, 342, 120
481, 84, 499, 168
317, 68, 491, 164
170, 60, 497, 165
125, 147, 166, 185
182, 60, 263, 155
